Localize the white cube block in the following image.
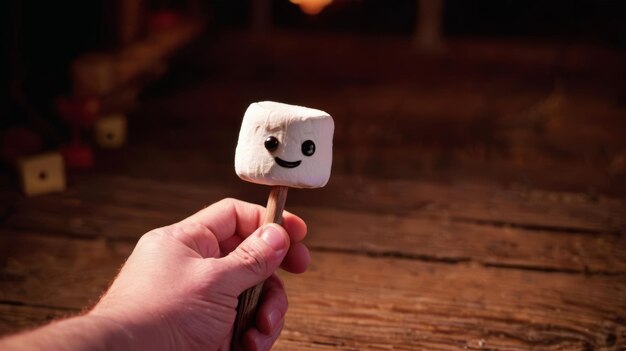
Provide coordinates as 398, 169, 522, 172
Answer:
95, 114, 127, 149
235, 101, 334, 188
17, 152, 66, 196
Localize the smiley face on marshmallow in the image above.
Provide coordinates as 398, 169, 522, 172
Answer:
235, 101, 334, 188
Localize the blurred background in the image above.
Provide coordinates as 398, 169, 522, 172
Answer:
5, 0, 626, 195
3, 1, 626, 348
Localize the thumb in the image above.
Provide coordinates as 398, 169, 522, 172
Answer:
220, 223, 290, 294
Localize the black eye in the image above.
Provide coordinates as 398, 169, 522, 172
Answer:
264, 136, 279, 151
301, 140, 315, 156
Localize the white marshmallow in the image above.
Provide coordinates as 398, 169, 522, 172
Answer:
235, 101, 334, 188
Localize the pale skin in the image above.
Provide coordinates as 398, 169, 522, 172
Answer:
0, 198, 311, 351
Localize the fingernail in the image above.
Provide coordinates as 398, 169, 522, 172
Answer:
267, 309, 282, 332
260, 225, 287, 255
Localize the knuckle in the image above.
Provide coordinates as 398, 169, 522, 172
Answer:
232, 244, 268, 276
218, 197, 237, 206
138, 228, 165, 243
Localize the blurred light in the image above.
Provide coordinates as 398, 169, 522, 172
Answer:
289, 0, 333, 15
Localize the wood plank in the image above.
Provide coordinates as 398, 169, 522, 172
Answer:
0, 304, 72, 337
274, 252, 625, 351
320, 175, 626, 234
3, 176, 625, 273
1, 231, 623, 349
6, 173, 625, 235
0, 229, 131, 309
300, 207, 626, 274
3, 196, 180, 240
101, 174, 626, 233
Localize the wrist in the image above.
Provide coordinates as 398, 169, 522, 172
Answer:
0, 313, 138, 351
78, 314, 136, 350
87, 305, 177, 351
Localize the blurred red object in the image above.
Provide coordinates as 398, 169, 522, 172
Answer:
1, 127, 43, 164
55, 96, 99, 169
60, 143, 94, 169
55, 96, 100, 127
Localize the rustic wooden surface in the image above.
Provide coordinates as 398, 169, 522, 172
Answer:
1, 30, 626, 349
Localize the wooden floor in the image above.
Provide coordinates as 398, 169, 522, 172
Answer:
2, 30, 626, 350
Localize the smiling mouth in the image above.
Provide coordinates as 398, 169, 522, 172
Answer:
275, 157, 302, 168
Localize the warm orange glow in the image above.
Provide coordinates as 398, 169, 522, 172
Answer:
289, 0, 333, 15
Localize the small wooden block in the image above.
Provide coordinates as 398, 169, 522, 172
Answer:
94, 114, 127, 149
17, 153, 66, 196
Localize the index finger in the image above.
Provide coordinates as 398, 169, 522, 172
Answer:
180, 198, 307, 243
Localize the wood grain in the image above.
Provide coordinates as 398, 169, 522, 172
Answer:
2, 176, 624, 274
0, 229, 131, 309
274, 252, 625, 351
0, 304, 72, 336
264, 186, 288, 225
5, 174, 623, 235
318, 175, 626, 234
5, 177, 626, 274
0, 230, 623, 349
299, 206, 626, 274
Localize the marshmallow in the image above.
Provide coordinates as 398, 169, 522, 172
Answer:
235, 101, 334, 188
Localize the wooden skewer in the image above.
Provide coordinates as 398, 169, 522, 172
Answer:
231, 185, 289, 350
262, 186, 289, 225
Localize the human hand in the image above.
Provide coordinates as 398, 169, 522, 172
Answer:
89, 198, 310, 351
